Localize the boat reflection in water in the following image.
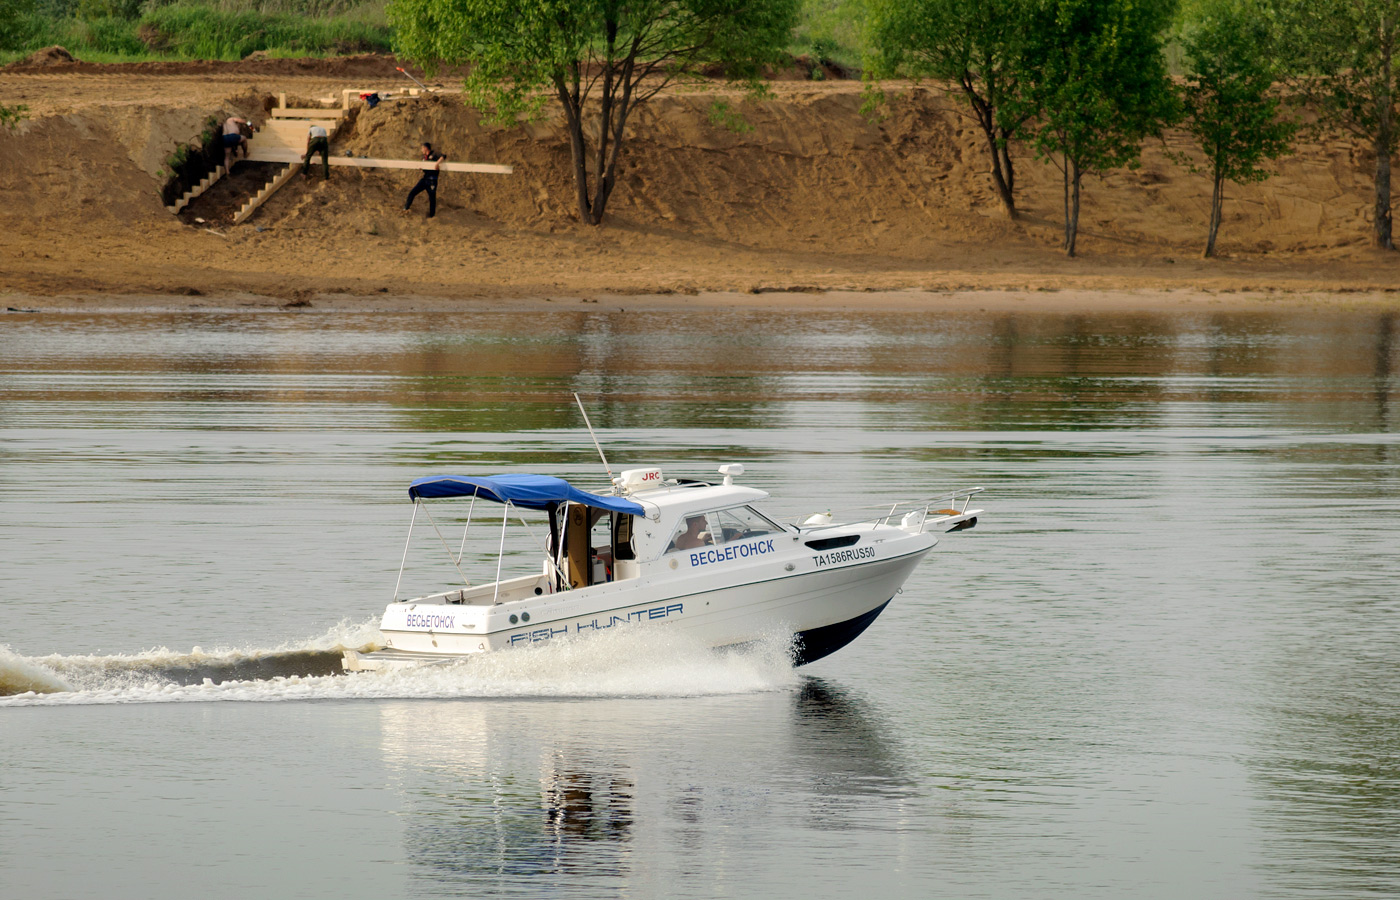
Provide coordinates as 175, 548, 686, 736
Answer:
374, 678, 909, 889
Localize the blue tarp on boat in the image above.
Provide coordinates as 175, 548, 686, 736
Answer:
408, 474, 646, 516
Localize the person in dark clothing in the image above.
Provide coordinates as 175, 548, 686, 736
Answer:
403, 142, 446, 217
302, 124, 330, 180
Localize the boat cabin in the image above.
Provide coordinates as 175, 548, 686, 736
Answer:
399, 466, 791, 601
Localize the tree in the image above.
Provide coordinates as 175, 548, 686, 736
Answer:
864, 0, 1031, 218
390, 0, 799, 226
1012, 0, 1179, 256
1178, 0, 1297, 257
1273, 0, 1400, 250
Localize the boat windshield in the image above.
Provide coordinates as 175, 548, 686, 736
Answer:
712, 506, 783, 542
665, 505, 781, 553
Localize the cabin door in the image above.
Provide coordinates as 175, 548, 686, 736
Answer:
564, 502, 591, 589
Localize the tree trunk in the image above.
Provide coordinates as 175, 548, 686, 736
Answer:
1377, 22, 1395, 250
585, 22, 620, 226
1376, 125, 1394, 251
1065, 160, 1082, 257
983, 127, 1017, 219
1205, 171, 1224, 258
592, 61, 637, 226
553, 70, 592, 223
999, 128, 1017, 203
962, 73, 1017, 220
1061, 162, 1070, 251
585, 38, 642, 227
589, 77, 613, 225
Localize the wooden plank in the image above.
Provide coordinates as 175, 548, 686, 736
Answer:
271, 108, 344, 119
246, 119, 343, 153
263, 119, 340, 132
242, 150, 513, 174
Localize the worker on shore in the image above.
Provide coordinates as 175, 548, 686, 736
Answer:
402, 142, 446, 218
222, 116, 249, 170
302, 124, 330, 180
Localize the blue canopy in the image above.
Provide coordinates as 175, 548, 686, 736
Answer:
408, 474, 646, 516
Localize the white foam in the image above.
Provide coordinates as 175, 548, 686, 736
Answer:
0, 622, 798, 707
0, 645, 73, 695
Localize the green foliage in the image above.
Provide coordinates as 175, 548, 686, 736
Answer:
1177, 0, 1296, 255
392, 0, 797, 121
707, 98, 755, 132
199, 114, 221, 146
1, 0, 38, 50
1271, 0, 1400, 248
1179, 0, 1294, 184
1016, 0, 1178, 176
75, 16, 145, 53
2, 1, 392, 59
865, 0, 1024, 86
137, 4, 391, 58
0, 103, 29, 129
75, 0, 142, 20
1272, 0, 1399, 141
1012, 0, 1180, 254
391, 0, 799, 224
793, 0, 861, 71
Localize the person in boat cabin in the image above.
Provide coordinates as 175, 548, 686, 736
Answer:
671, 516, 711, 551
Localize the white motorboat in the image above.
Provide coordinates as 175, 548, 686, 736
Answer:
342, 465, 983, 672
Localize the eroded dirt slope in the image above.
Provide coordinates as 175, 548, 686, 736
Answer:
0, 65, 1395, 301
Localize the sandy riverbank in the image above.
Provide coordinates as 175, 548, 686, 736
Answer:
1, 59, 1396, 309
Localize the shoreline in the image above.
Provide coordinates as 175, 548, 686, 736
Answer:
8, 287, 1400, 315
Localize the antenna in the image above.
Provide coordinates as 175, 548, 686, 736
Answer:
573, 392, 613, 479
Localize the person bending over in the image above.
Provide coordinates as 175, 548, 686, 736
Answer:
222, 116, 249, 170
302, 125, 329, 180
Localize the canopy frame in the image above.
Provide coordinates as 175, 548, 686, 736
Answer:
408, 473, 645, 517
394, 473, 642, 602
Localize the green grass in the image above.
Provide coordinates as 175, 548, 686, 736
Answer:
4, 0, 854, 71
1, 1, 391, 60
790, 0, 864, 74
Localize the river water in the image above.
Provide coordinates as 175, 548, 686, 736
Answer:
1, 302, 1397, 899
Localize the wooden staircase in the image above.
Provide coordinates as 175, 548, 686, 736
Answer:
167, 165, 227, 214
233, 102, 347, 225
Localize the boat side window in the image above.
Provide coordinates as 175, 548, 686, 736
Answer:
666, 514, 714, 553
711, 506, 782, 544
613, 514, 636, 561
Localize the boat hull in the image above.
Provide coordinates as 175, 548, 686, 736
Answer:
793, 599, 892, 665
344, 542, 931, 671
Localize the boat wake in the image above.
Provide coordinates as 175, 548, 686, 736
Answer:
0, 621, 799, 707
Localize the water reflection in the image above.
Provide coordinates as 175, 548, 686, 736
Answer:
5, 309, 1397, 436
376, 677, 909, 892
377, 700, 634, 882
